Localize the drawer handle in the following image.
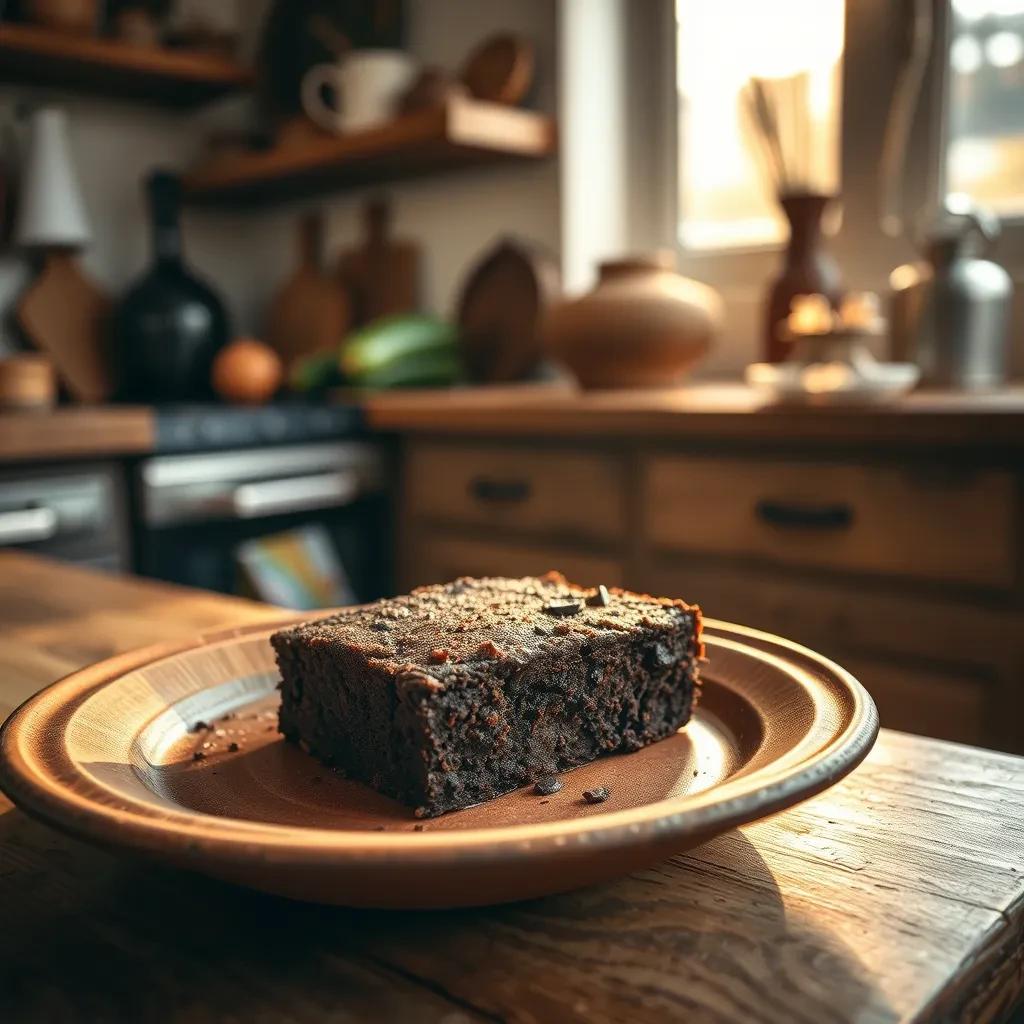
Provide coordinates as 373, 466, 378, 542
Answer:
469, 477, 531, 503
0, 506, 59, 546
755, 499, 854, 530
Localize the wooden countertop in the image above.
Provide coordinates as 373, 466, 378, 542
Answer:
0, 406, 153, 462
5, 386, 1024, 463
363, 383, 1024, 447
1, 553, 1022, 1023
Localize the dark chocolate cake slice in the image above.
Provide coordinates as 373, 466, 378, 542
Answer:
271, 572, 703, 817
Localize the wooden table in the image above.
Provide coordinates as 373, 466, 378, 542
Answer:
1, 553, 1022, 1024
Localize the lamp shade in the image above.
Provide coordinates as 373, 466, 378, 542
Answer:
15, 107, 91, 249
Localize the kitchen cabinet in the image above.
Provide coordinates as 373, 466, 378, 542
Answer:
381, 387, 1024, 753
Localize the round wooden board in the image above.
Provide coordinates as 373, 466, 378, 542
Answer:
455, 238, 560, 382
0, 619, 877, 908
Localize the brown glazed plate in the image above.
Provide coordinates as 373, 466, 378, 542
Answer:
0, 618, 878, 908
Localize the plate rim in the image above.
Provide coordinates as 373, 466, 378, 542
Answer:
0, 617, 879, 867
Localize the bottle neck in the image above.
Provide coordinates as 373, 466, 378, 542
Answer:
152, 222, 183, 266
146, 173, 185, 267
780, 194, 829, 266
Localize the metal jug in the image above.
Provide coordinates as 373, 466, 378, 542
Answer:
889, 197, 1012, 389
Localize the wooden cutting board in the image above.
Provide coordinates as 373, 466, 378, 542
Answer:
338, 198, 419, 326
455, 237, 560, 382
267, 213, 351, 369
16, 250, 112, 403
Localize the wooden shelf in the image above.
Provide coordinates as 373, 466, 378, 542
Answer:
184, 97, 557, 205
0, 23, 252, 107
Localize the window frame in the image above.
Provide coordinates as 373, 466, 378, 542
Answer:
638, 0, 1024, 372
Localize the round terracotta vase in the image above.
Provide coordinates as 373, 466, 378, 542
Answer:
544, 253, 723, 389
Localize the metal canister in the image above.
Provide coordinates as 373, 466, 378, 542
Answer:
889, 198, 1013, 389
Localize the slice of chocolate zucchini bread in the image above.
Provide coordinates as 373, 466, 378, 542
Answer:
271, 572, 703, 817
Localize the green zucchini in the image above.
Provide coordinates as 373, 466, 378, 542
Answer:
355, 345, 463, 390
340, 315, 457, 380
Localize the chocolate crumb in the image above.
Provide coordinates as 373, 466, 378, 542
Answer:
414, 824, 425, 832
533, 776, 563, 796
228, 741, 240, 752
190, 720, 210, 733
476, 639, 504, 660
192, 751, 206, 762
221, 712, 235, 721
693, 769, 699, 777
583, 786, 610, 804
544, 599, 582, 618
586, 585, 611, 608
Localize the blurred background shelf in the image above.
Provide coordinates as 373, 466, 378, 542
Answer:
184, 97, 556, 205
0, 23, 252, 107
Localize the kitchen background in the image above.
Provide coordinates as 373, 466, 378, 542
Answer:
1, 0, 1023, 754
0, 0, 559, 342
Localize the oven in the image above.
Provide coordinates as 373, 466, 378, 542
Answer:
132, 441, 391, 603
0, 464, 129, 570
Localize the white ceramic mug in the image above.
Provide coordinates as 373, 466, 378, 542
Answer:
301, 50, 418, 134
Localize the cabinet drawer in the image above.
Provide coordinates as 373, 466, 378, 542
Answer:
636, 561, 1014, 669
637, 561, 1004, 747
406, 442, 625, 543
644, 455, 1016, 588
402, 533, 623, 592
837, 657, 988, 746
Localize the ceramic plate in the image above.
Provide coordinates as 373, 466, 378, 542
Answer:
0, 618, 877, 908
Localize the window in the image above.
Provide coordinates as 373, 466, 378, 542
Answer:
675, 0, 845, 251
946, 0, 1024, 215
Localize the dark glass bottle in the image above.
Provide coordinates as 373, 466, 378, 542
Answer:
114, 171, 229, 401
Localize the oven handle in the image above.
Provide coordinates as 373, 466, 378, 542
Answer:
229, 470, 362, 519
0, 506, 59, 546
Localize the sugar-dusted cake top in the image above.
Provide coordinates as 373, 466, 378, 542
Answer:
273, 572, 700, 679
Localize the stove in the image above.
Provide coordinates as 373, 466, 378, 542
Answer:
131, 402, 392, 606
152, 402, 366, 453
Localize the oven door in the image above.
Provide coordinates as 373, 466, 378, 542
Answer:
0, 464, 129, 571
133, 442, 391, 602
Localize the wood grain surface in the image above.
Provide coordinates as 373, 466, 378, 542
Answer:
184, 97, 556, 205
362, 382, 1024, 447
0, 21, 252, 107
1, 552, 1022, 1023
16, 252, 113, 404
3, 385, 1024, 465
644, 453, 1016, 588
267, 212, 351, 369
0, 406, 154, 463
337, 199, 420, 326
406, 442, 626, 544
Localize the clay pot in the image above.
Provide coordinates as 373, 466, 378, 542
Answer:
27, 0, 99, 35
544, 252, 722, 389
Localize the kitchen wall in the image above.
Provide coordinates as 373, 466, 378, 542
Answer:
0, 95, 259, 353
244, 0, 560, 333
0, 0, 560, 350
